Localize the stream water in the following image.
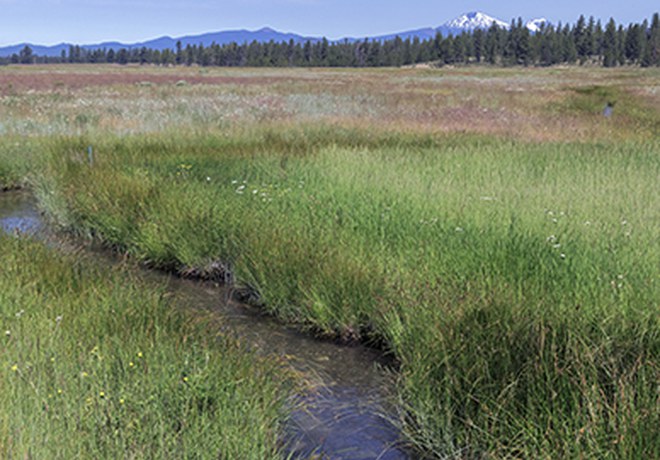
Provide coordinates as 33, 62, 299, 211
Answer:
0, 191, 410, 460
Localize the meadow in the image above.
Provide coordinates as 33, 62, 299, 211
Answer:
0, 224, 292, 458
1, 64, 659, 458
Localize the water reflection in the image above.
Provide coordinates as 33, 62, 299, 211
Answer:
0, 191, 43, 235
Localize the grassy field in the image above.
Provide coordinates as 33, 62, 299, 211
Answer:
0, 232, 292, 459
1, 64, 659, 458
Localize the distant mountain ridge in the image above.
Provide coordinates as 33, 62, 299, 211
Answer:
0, 12, 550, 58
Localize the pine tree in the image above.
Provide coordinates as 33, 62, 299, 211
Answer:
515, 18, 531, 65
593, 20, 604, 60
473, 29, 484, 62
624, 23, 645, 63
19, 45, 34, 64
538, 25, 558, 66
561, 24, 577, 63
574, 14, 589, 61
585, 16, 596, 58
616, 25, 626, 65
175, 41, 183, 65
602, 18, 618, 67
484, 23, 502, 64
642, 13, 660, 66
116, 48, 128, 65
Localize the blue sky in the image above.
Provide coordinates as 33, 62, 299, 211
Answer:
1, 0, 658, 46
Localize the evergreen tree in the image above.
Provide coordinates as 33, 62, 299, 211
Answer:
472, 29, 484, 62
175, 40, 183, 65
19, 45, 34, 64
585, 16, 596, 57
616, 25, 626, 65
302, 41, 312, 66
451, 34, 467, 63
116, 48, 128, 65
573, 15, 589, 61
641, 13, 660, 66
602, 18, 618, 67
561, 24, 578, 63
624, 23, 645, 63
593, 20, 604, 60
484, 24, 503, 64
10, 12, 660, 69
515, 18, 532, 65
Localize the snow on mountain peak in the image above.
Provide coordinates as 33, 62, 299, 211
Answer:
444, 11, 510, 31
526, 18, 549, 33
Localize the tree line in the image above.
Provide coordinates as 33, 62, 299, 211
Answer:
6, 14, 660, 68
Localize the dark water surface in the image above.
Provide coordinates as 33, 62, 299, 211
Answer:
0, 191, 410, 460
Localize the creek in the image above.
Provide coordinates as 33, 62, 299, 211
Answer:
0, 190, 410, 460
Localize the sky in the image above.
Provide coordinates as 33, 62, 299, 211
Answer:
0, 0, 658, 46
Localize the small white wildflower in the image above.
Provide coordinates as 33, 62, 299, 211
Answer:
560, 253, 566, 259
206, 176, 211, 182
546, 235, 556, 242
56, 315, 63, 323
231, 180, 238, 184
552, 218, 558, 224
621, 220, 628, 226
584, 221, 591, 226
15, 310, 25, 318
5, 330, 10, 337
553, 243, 561, 249
455, 227, 464, 233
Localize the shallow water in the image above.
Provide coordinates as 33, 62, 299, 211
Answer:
0, 191, 409, 460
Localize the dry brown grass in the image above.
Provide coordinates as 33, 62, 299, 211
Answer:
0, 64, 657, 141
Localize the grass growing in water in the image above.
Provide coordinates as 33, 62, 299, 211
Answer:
0, 233, 292, 459
29, 128, 660, 458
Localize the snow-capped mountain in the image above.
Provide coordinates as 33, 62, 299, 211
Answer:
526, 18, 549, 33
443, 11, 510, 32
0, 11, 552, 57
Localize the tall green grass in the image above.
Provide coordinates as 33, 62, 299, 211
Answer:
0, 137, 38, 189
28, 128, 660, 458
0, 233, 292, 459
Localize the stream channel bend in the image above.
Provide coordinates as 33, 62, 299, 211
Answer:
0, 191, 410, 460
